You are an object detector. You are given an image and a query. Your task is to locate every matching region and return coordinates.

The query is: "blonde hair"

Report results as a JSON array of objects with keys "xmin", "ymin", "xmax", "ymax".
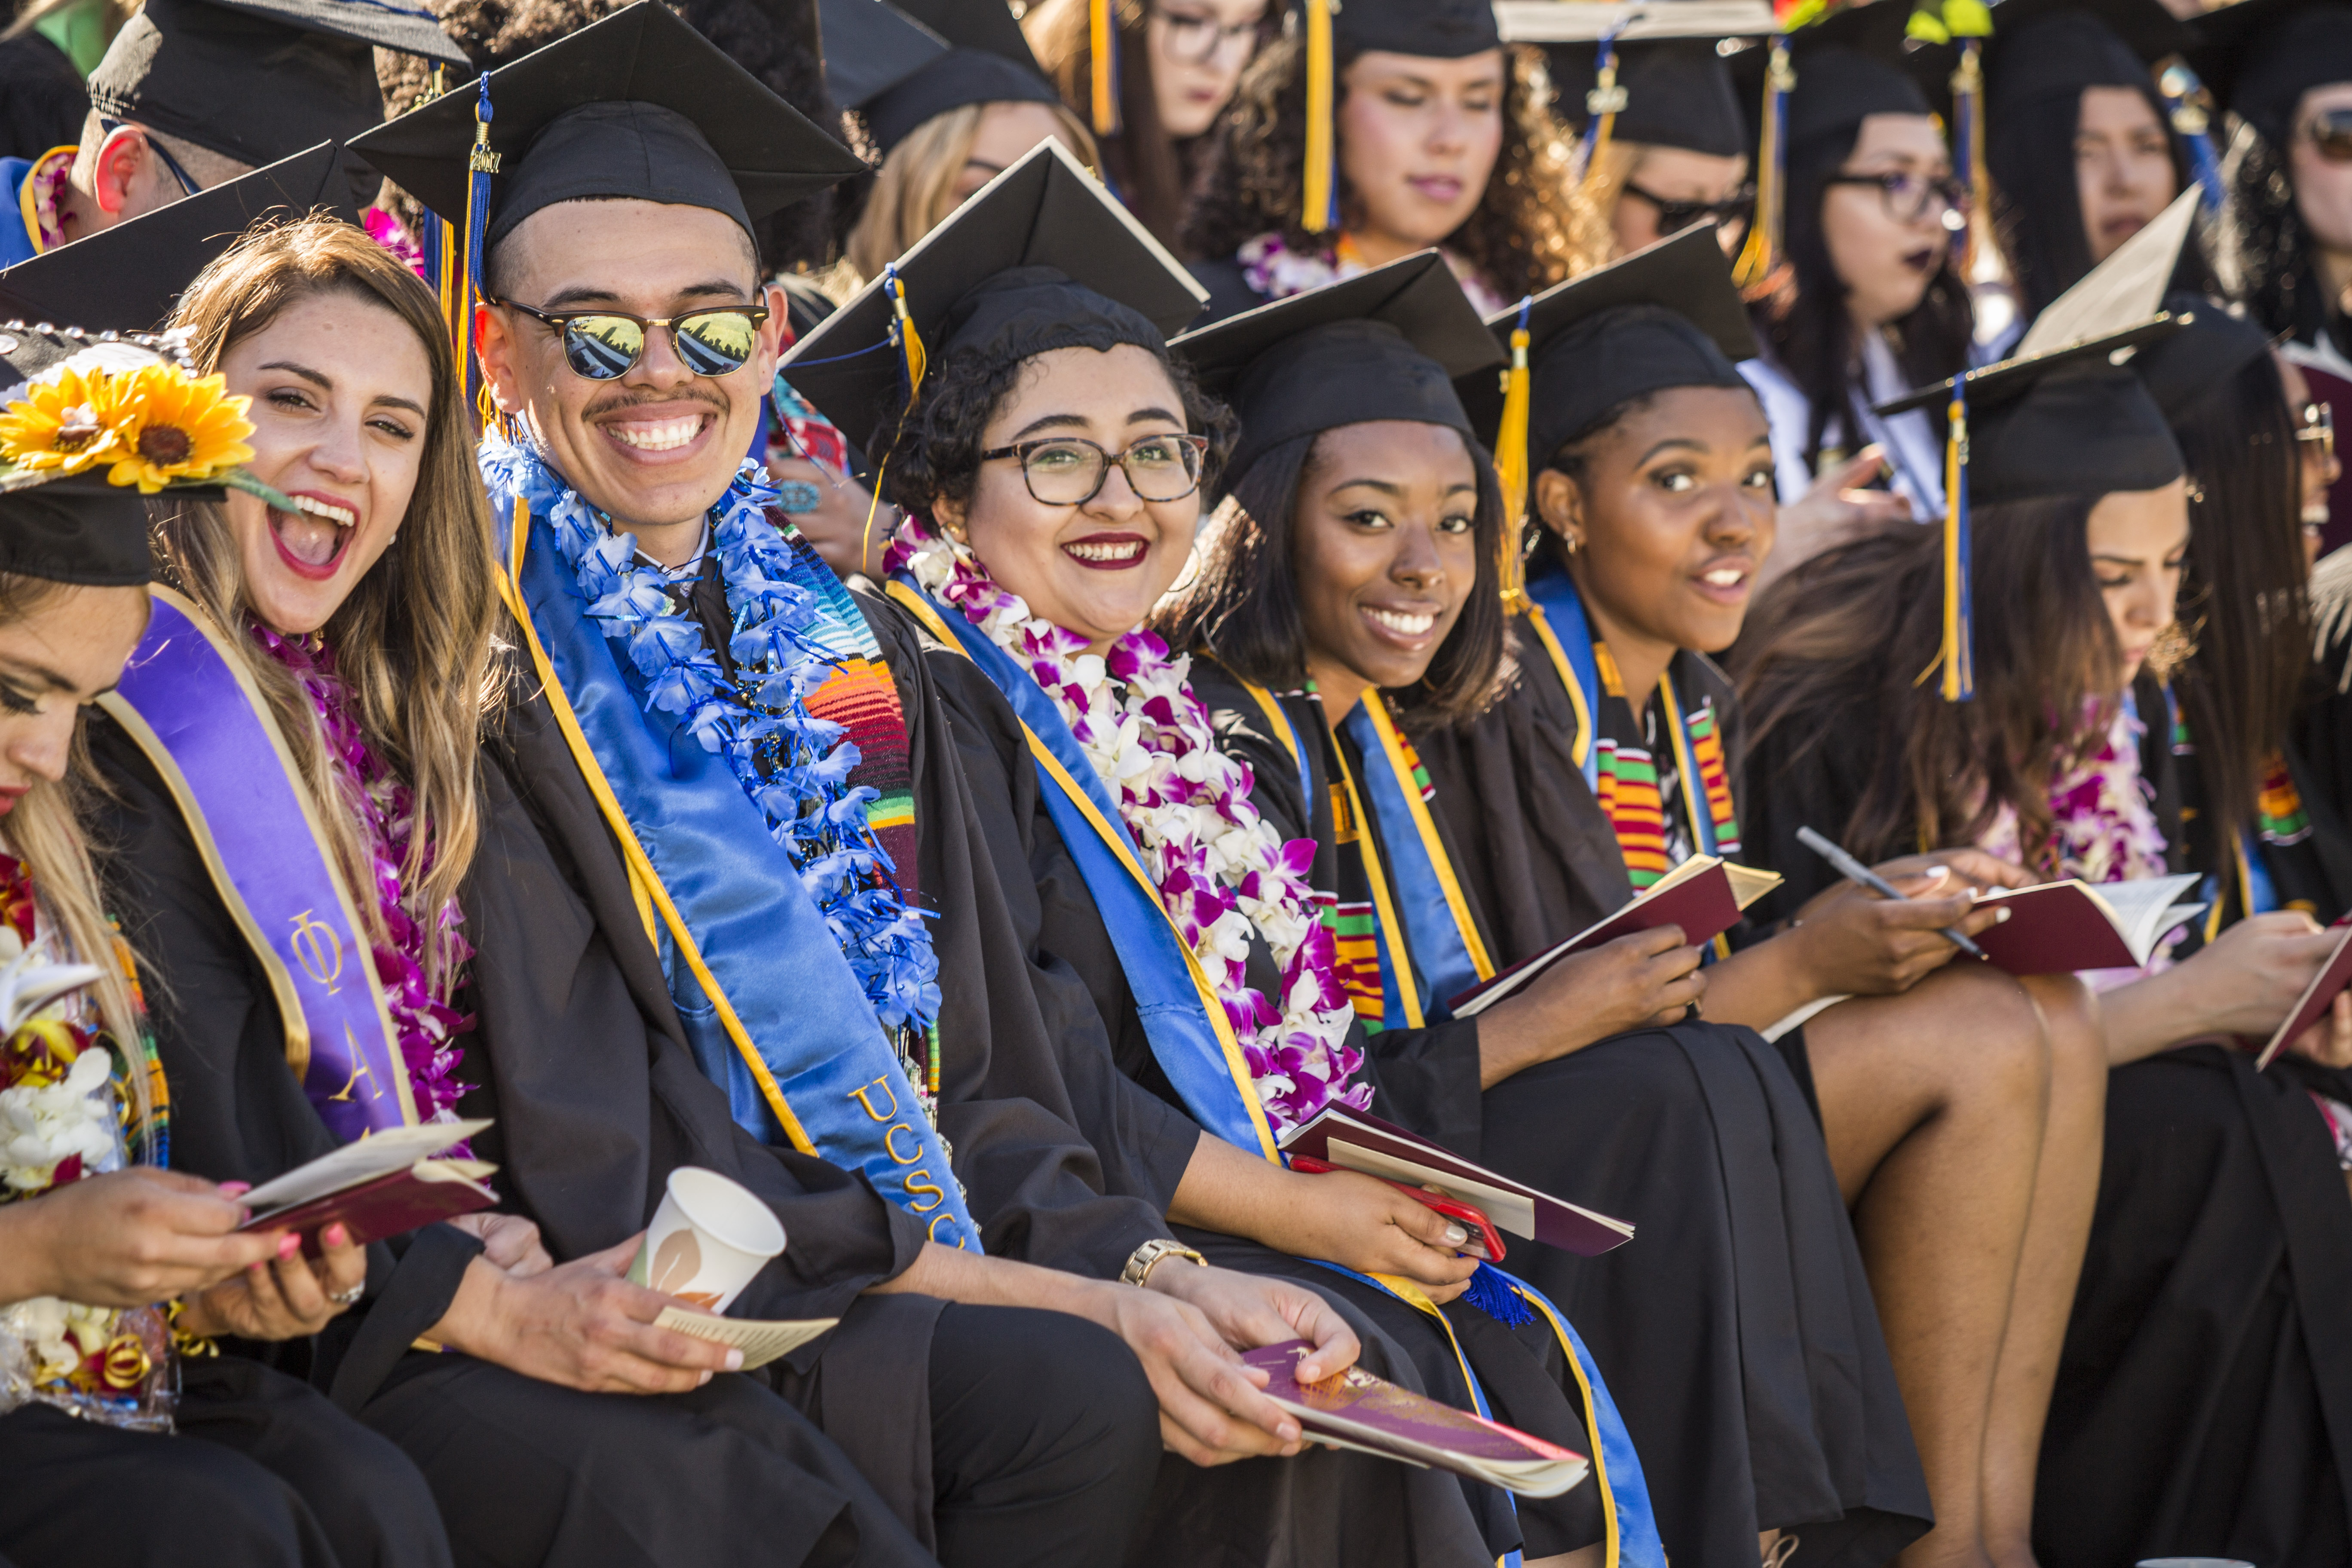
[
  {"xmin": 155, "ymin": 217, "xmax": 499, "ymax": 988},
  {"xmin": 1580, "ymin": 139, "xmax": 1644, "ymax": 259},
  {"xmin": 845, "ymin": 102, "xmax": 1102, "ymax": 282}
]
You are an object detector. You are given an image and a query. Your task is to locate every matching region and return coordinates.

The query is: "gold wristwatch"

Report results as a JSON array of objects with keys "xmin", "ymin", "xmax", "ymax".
[{"xmin": 1120, "ymin": 1237, "xmax": 1207, "ymax": 1289}]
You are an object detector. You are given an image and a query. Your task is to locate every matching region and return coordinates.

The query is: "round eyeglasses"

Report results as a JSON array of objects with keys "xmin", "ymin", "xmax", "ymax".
[
  {"xmin": 1150, "ymin": 2, "xmax": 1272, "ymax": 64},
  {"xmin": 981, "ymin": 433, "xmax": 1210, "ymax": 506},
  {"xmin": 490, "ymin": 298, "xmax": 770, "ymax": 380},
  {"xmin": 1824, "ymin": 169, "xmax": 1971, "ymax": 227}
]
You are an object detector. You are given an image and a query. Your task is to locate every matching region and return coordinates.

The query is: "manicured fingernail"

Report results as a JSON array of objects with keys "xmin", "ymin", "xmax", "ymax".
[
  {"xmin": 724, "ymin": 1350, "xmax": 744, "ymax": 1371},
  {"xmin": 323, "ymin": 1223, "xmax": 349, "ymax": 1248},
  {"xmin": 697, "ymin": 1371, "xmax": 712, "ymax": 1386},
  {"xmin": 1997, "ymin": 908, "xmax": 2013, "ymax": 922},
  {"xmin": 219, "ymin": 1181, "xmax": 251, "ymax": 1196},
  {"xmin": 1442, "ymin": 1223, "xmax": 1468, "ymax": 1247},
  {"xmin": 277, "ymin": 1233, "xmax": 300, "ymax": 1259},
  {"xmin": 1278, "ymin": 1421, "xmax": 1301, "ymax": 1441}
]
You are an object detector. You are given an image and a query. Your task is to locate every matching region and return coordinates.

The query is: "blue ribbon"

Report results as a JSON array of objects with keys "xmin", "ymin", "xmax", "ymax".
[
  {"xmin": 1522, "ymin": 558, "xmax": 1603, "ymax": 794},
  {"xmin": 1339, "ymin": 706, "xmax": 1479, "ymax": 1019},
  {"xmin": 896, "ymin": 580, "xmax": 1273, "ymax": 1158},
  {"xmin": 496, "ymin": 482, "xmax": 982, "ymax": 1250}
]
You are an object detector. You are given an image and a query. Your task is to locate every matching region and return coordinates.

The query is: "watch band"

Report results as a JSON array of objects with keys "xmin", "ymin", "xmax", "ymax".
[{"xmin": 1120, "ymin": 1237, "xmax": 1207, "ymax": 1289}]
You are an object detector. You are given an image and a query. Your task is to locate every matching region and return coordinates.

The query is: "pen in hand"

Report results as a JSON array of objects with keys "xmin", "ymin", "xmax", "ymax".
[{"xmin": 1795, "ymin": 826, "xmax": 1987, "ymax": 959}]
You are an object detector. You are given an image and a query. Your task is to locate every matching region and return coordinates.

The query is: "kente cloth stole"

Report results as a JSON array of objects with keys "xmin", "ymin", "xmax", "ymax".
[
  {"xmin": 100, "ymin": 588, "xmax": 417, "ymax": 1142},
  {"xmin": 883, "ymin": 579, "xmax": 1277, "ymax": 1160},
  {"xmin": 487, "ymin": 466, "xmax": 980, "ymax": 1250}
]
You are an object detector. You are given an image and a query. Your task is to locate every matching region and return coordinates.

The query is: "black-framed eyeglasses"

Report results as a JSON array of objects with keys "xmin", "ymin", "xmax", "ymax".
[
  {"xmin": 2303, "ymin": 107, "xmax": 2352, "ymax": 162},
  {"xmin": 2300, "ymin": 400, "xmax": 2336, "ymax": 462},
  {"xmin": 1621, "ymin": 180, "xmax": 1755, "ymax": 236},
  {"xmin": 487, "ymin": 298, "xmax": 770, "ymax": 380},
  {"xmin": 1149, "ymin": 1, "xmax": 1273, "ymax": 64},
  {"xmin": 981, "ymin": 433, "xmax": 1210, "ymax": 506},
  {"xmin": 98, "ymin": 117, "xmax": 198, "ymax": 198},
  {"xmin": 1825, "ymin": 169, "xmax": 1970, "ymax": 226}
]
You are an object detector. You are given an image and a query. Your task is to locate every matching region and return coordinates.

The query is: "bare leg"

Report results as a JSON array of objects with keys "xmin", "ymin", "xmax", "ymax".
[
  {"xmin": 1803, "ymin": 965, "xmax": 2052, "ymax": 1568},
  {"xmin": 1979, "ymin": 976, "xmax": 2105, "ymax": 1568}
]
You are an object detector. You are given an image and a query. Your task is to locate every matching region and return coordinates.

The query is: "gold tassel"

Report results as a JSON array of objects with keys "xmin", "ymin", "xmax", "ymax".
[
  {"xmin": 1494, "ymin": 301, "xmax": 1534, "ymax": 612},
  {"xmin": 1302, "ymin": 0, "xmax": 1336, "ymax": 233},
  {"xmin": 1936, "ymin": 394, "xmax": 1972, "ymax": 700},
  {"xmin": 888, "ymin": 266, "xmax": 927, "ymax": 401},
  {"xmin": 1733, "ymin": 39, "xmax": 1793, "ymax": 293},
  {"xmin": 1089, "ymin": 0, "xmax": 1120, "ymax": 136},
  {"xmin": 1579, "ymin": 49, "xmax": 1626, "ymax": 193}
]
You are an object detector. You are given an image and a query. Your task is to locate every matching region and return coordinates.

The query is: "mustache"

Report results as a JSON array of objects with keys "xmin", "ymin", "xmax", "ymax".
[{"xmin": 583, "ymin": 386, "xmax": 729, "ymax": 421}]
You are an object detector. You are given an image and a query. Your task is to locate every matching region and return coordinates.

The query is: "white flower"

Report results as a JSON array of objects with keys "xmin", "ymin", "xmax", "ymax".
[{"xmin": 0, "ymin": 1045, "xmax": 116, "ymax": 1191}]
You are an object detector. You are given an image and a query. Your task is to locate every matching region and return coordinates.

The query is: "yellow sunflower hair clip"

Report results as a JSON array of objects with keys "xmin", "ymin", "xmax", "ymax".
[{"xmin": 0, "ymin": 325, "xmax": 297, "ymax": 509}]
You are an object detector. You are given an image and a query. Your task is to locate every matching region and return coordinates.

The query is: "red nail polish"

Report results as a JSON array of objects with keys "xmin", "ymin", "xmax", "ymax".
[{"xmin": 278, "ymin": 1233, "xmax": 300, "ymax": 1260}]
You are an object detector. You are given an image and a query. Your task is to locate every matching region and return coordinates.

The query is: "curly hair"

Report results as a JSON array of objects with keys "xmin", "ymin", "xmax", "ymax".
[
  {"xmin": 878, "ymin": 333, "xmax": 1237, "ymax": 522},
  {"xmin": 1178, "ymin": 35, "xmax": 1606, "ymax": 300},
  {"xmin": 2219, "ymin": 125, "xmax": 2328, "ymax": 341}
]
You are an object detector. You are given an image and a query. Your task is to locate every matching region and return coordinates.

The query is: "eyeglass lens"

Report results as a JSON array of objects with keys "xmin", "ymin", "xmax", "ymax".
[
  {"xmin": 560, "ymin": 312, "xmax": 761, "ymax": 380},
  {"xmin": 2311, "ymin": 110, "xmax": 2352, "ymax": 160},
  {"xmin": 1022, "ymin": 437, "xmax": 1204, "ymax": 505},
  {"xmin": 1153, "ymin": 4, "xmax": 1262, "ymax": 63}
]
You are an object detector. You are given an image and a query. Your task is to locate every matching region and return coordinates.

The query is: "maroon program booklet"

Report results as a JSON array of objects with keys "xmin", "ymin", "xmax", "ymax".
[
  {"xmin": 234, "ymin": 1121, "xmax": 496, "ymax": 1258},
  {"xmin": 2256, "ymin": 916, "xmax": 2352, "ymax": 1069},
  {"xmin": 1245, "ymin": 1341, "xmax": 1590, "ymax": 1497},
  {"xmin": 1280, "ymin": 1106, "xmax": 1632, "ymax": 1257},
  {"xmin": 1966, "ymin": 873, "xmax": 2206, "ymax": 974}
]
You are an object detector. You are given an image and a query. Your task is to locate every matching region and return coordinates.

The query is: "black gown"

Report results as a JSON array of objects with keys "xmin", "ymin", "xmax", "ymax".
[
  {"xmin": 908, "ymin": 611, "xmax": 1590, "ymax": 1568},
  {"xmin": 85, "ymin": 656, "xmax": 1161, "ymax": 1568},
  {"xmin": 1323, "ymin": 635, "xmax": 1932, "ymax": 1568},
  {"xmin": 1741, "ymin": 656, "xmax": 2352, "ymax": 1568}
]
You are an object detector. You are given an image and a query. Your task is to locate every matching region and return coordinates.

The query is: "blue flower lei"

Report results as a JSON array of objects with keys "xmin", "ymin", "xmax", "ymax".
[{"xmin": 484, "ymin": 435, "xmax": 942, "ymax": 1035}]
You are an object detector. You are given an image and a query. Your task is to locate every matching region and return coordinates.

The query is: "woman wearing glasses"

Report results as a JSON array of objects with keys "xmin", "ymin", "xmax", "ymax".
[
  {"xmin": 1543, "ymin": 38, "xmax": 1754, "ymax": 261},
  {"xmin": 1178, "ymin": 0, "xmax": 1603, "ymax": 322},
  {"xmin": 1025, "ymin": 0, "xmax": 1272, "ymax": 251},
  {"xmin": 2203, "ymin": 0, "xmax": 2352, "ymax": 556},
  {"xmin": 1738, "ymin": 11, "xmax": 1974, "ymax": 584}
]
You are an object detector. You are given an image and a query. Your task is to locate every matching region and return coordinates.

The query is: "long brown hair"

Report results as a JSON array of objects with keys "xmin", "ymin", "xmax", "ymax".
[
  {"xmin": 1733, "ymin": 499, "xmax": 2120, "ymax": 871},
  {"xmin": 1179, "ymin": 35, "xmax": 1606, "ymax": 301},
  {"xmin": 843, "ymin": 100, "xmax": 1100, "ymax": 282},
  {"xmin": 154, "ymin": 218, "xmax": 499, "ymax": 985}
]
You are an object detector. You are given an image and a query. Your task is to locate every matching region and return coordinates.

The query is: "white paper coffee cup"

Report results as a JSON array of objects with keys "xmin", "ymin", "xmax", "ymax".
[{"xmin": 627, "ymin": 1167, "xmax": 786, "ymax": 1314}]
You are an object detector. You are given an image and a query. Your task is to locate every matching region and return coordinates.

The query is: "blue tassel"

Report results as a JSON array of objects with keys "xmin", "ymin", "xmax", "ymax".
[
  {"xmin": 1464, "ymin": 1262, "xmax": 1534, "ymax": 1327},
  {"xmin": 460, "ymin": 71, "xmax": 498, "ymax": 419},
  {"xmin": 2159, "ymin": 62, "xmax": 2223, "ymax": 217}
]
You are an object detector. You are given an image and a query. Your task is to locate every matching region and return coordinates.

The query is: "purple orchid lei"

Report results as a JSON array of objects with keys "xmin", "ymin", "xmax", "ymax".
[
  {"xmin": 893, "ymin": 517, "xmax": 1370, "ymax": 1133},
  {"xmin": 254, "ymin": 628, "xmax": 475, "ymax": 1134}
]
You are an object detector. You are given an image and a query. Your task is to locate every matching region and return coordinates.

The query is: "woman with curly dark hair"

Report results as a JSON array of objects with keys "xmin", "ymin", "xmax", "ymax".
[{"xmin": 1177, "ymin": 0, "xmax": 1604, "ymax": 322}]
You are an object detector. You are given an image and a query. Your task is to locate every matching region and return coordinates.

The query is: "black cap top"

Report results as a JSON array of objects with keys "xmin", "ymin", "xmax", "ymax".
[
  {"xmin": 1549, "ymin": 40, "xmax": 1750, "ymax": 156},
  {"xmin": 1731, "ymin": 2, "xmax": 1938, "ymax": 150},
  {"xmin": 0, "ymin": 144, "xmax": 359, "ymax": 336},
  {"xmin": 85, "ymin": 0, "xmax": 455, "ymax": 172},
  {"xmin": 1963, "ymin": 359, "xmax": 2183, "ymax": 504},
  {"xmin": 829, "ymin": 0, "xmax": 1064, "ymax": 154},
  {"xmin": 1462, "ymin": 225, "xmax": 1756, "ymax": 471},
  {"xmin": 781, "ymin": 138, "xmax": 1207, "ymax": 454},
  {"xmin": 1327, "ymin": 0, "xmax": 1504, "ymax": 58},
  {"xmin": 863, "ymin": 55, "xmax": 1065, "ymax": 154},
  {"xmin": 890, "ymin": 0, "xmax": 1044, "ymax": 64},
  {"xmin": 350, "ymin": 3, "xmax": 868, "ymax": 252},
  {"xmin": 2190, "ymin": 0, "xmax": 2352, "ymax": 145},
  {"xmin": 1984, "ymin": 0, "xmax": 2188, "ymax": 113},
  {"xmin": 2133, "ymin": 291, "xmax": 2278, "ymax": 422},
  {"xmin": 819, "ymin": 0, "xmax": 950, "ymax": 113},
  {"xmin": 0, "ymin": 326, "xmax": 235, "ymax": 585},
  {"xmin": 1170, "ymin": 250, "xmax": 1502, "ymax": 486}
]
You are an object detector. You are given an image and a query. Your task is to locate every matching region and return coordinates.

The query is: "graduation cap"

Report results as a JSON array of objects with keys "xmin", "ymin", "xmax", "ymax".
[
  {"xmin": 1502, "ymin": 2, "xmax": 1770, "ymax": 162},
  {"xmin": 823, "ymin": 0, "xmax": 1064, "ymax": 154},
  {"xmin": 1984, "ymin": 0, "xmax": 2187, "ymax": 111},
  {"xmin": 780, "ymin": 138, "xmax": 1206, "ymax": 456},
  {"xmin": 1873, "ymin": 181, "xmax": 2194, "ymax": 698},
  {"xmin": 86, "ymin": 0, "xmax": 462, "ymax": 174},
  {"xmin": 2188, "ymin": 0, "xmax": 2352, "ymax": 146},
  {"xmin": 0, "ymin": 325, "xmax": 276, "ymax": 584},
  {"xmin": 0, "ymin": 144, "xmax": 358, "ymax": 336},
  {"xmin": 1296, "ymin": 0, "xmax": 1508, "ymax": 234},
  {"xmin": 1169, "ymin": 250, "xmax": 1503, "ymax": 491},
  {"xmin": 2132, "ymin": 290, "xmax": 2277, "ymax": 423},
  {"xmin": 349, "ymin": 2, "xmax": 868, "ymax": 253}
]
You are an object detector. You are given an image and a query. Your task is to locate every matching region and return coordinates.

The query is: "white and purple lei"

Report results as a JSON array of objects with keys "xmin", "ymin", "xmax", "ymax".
[
  {"xmin": 893, "ymin": 517, "xmax": 1369, "ymax": 1133},
  {"xmin": 483, "ymin": 435, "xmax": 941, "ymax": 1035}
]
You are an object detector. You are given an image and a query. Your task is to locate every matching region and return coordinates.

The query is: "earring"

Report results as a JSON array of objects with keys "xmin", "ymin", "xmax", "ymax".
[
  {"xmin": 943, "ymin": 522, "xmax": 968, "ymax": 544},
  {"xmin": 1562, "ymin": 533, "xmax": 1580, "ymax": 556}
]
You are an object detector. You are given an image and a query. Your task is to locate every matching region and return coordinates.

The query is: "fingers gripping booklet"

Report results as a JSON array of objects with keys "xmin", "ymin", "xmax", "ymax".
[
  {"xmin": 1963, "ymin": 873, "xmax": 2207, "ymax": 974},
  {"xmin": 236, "ymin": 1121, "xmax": 499, "ymax": 1258},
  {"xmin": 1244, "ymin": 1341, "xmax": 1591, "ymax": 1498}
]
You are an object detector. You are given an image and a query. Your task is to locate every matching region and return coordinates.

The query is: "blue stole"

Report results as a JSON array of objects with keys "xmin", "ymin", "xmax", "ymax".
[
  {"xmin": 101, "ymin": 588, "xmax": 415, "ymax": 1143},
  {"xmin": 0, "ymin": 156, "xmax": 42, "ymax": 270},
  {"xmin": 1339, "ymin": 703, "xmax": 1493, "ymax": 1020},
  {"xmin": 489, "ymin": 478, "xmax": 982, "ymax": 1250},
  {"xmin": 885, "ymin": 579, "xmax": 1278, "ymax": 1161}
]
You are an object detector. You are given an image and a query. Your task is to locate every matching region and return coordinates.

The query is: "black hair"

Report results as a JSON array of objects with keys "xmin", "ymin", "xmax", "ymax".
[
  {"xmin": 879, "ymin": 334, "xmax": 1237, "ymax": 520},
  {"xmin": 2223, "ymin": 129, "xmax": 2334, "ymax": 345},
  {"xmin": 1153, "ymin": 427, "xmax": 1513, "ymax": 727},
  {"xmin": 2168, "ymin": 348, "xmax": 2315, "ymax": 854},
  {"xmin": 1752, "ymin": 123, "xmax": 1974, "ymax": 475}
]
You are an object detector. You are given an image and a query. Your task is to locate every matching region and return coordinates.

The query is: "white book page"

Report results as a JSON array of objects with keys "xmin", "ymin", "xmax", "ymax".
[
  {"xmin": 652, "ymin": 1310, "xmax": 838, "ymax": 1371},
  {"xmin": 1325, "ymin": 1138, "xmax": 1541, "ymax": 1240},
  {"xmin": 240, "ymin": 1120, "xmax": 491, "ymax": 1215},
  {"xmin": 2083, "ymin": 873, "xmax": 2206, "ymax": 961}
]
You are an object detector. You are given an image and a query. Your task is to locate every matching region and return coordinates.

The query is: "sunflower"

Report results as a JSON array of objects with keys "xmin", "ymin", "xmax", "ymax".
[
  {"xmin": 103, "ymin": 366, "xmax": 254, "ymax": 494},
  {"xmin": 0, "ymin": 366, "xmax": 125, "ymax": 477}
]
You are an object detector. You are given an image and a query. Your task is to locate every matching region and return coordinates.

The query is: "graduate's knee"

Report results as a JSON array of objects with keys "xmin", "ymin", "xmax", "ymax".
[
  {"xmin": 2019, "ymin": 972, "xmax": 2109, "ymax": 1106},
  {"xmin": 1914, "ymin": 964, "xmax": 2052, "ymax": 1115}
]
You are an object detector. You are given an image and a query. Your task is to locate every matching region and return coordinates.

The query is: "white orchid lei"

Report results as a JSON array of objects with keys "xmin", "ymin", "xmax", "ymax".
[{"xmin": 893, "ymin": 518, "xmax": 1372, "ymax": 1133}]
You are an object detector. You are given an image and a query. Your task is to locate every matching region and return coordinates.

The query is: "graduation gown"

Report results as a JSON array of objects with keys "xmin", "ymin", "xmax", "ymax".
[
  {"xmin": 900, "ymin": 598, "xmax": 1568, "ymax": 1567},
  {"xmin": 1738, "ymin": 656, "xmax": 2352, "ymax": 1567},
  {"xmin": 1381, "ymin": 630, "xmax": 1934, "ymax": 1568}
]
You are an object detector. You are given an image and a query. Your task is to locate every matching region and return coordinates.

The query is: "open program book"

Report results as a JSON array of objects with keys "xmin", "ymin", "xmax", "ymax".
[
  {"xmin": 1448, "ymin": 855, "xmax": 1782, "ymax": 1017},
  {"xmin": 236, "ymin": 1121, "xmax": 497, "ymax": 1257},
  {"xmin": 1245, "ymin": 1341, "xmax": 1591, "ymax": 1498},
  {"xmin": 2256, "ymin": 916, "xmax": 2352, "ymax": 1069},
  {"xmin": 1968, "ymin": 873, "xmax": 2206, "ymax": 974}
]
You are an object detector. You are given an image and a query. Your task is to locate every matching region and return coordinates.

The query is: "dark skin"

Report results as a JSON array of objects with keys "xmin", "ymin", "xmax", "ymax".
[
  {"xmin": 1292, "ymin": 420, "xmax": 1704, "ymax": 1094},
  {"xmin": 1541, "ymin": 384, "xmax": 2104, "ymax": 1568}
]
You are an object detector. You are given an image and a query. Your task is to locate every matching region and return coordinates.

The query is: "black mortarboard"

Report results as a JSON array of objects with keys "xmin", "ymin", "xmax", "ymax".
[
  {"xmin": 1326, "ymin": 0, "xmax": 1503, "ymax": 57},
  {"xmin": 781, "ymin": 138, "xmax": 1205, "ymax": 454},
  {"xmin": 833, "ymin": 0, "xmax": 1065, "ymax": 153},
  {"xmin": 819, "ymin": 0, "xmax": 949, "ymax": 113},
  {"xmin": 87, "ymin": 0, "xmax": 462, "ymax": 172},
  {"xmin": 1460, "ymin": 225, "xmax": 1756, "ymax": 475},
  {"xmin": 1984, "ymin": 0, "xmax": 2187, "ymax": 112},
  {"xmin": 0, "ymin": 144, "xmax": 358, "ymax": 335},
  {"xmin": 1749, "ymin": 3, "xmax": 1939, "ymax": 149},
  {"xmin": 349, "ymin": 3, "xmax": 868, "ymax": 252},
  {"xmin": 0, "ymin": 327, "xmax": 238, "ymax": 584},
  {"xmin": 891, "ymin": 0, "xmax": 1041, "ymax": 64},
  {"xmin": 1547, "ymin": 40, "xmax": 1751, "ymax": 156},
  {"xmin": 1957, "ymin": 358, "xmax": 2184, "ymax": 504},
  {"xmin": 2133, "ymin": 291, "xmax": 2277, "ymax": 422},
  {"xmin": 1170, "ymin": 251, "xmax": 1502, "ymax": 487},
  {"xmin": 2189, "ymin": 0, "xmax": 2352, "ymax": 145}
]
